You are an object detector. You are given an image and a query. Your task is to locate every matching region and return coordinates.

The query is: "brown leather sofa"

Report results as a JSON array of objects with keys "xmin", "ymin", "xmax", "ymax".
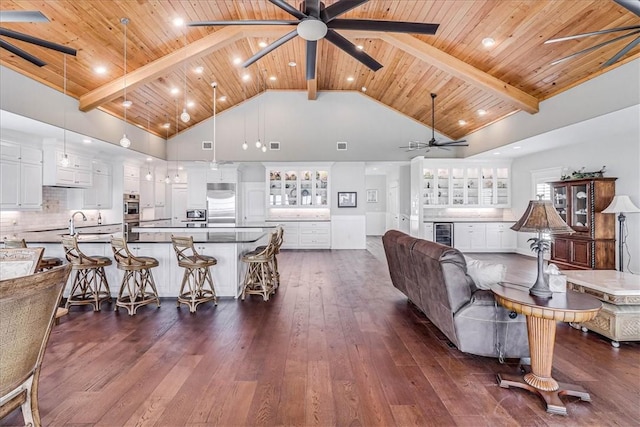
[{"xmin": 383, "ymin": 230, "xmax": 529, "ymax": 359}]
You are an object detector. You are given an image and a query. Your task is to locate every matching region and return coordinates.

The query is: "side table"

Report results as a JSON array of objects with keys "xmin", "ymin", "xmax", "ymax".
[{"xmin": 491, "ymin": 284, "xmax": 601, "ymax": 416}]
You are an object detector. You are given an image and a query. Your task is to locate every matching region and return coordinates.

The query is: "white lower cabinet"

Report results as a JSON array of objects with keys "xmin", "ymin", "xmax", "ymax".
[
  {"xmin": 276, "ymin": 221, "xmax": 330, "ymax": 249},
  {"xmin": 454, "ymin": 222, "xmax": 516, "ymax": 253},
  {"xmin": 422, "ymin": 222, "xmax": 434, "ymax": 241}
]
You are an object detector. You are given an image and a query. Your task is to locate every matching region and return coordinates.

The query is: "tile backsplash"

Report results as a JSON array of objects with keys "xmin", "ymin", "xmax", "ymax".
[{"xmin": 1, "ymin": 187, "xmax": 104, "ymax": 238}]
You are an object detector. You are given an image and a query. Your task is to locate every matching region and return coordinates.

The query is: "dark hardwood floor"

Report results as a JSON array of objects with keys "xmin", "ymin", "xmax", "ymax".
[{"xmin": 2, "ymin": 238, "xmax": 639, "ymax": 426}]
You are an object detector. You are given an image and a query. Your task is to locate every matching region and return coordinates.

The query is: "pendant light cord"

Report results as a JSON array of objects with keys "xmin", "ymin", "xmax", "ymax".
[
  {"xmin": 213, "ymin": 83, "xmax": 217, "ymax": 162},
  {"xmin": 62, "ymin": 54, "xmax": 67, "ymax": 156},
  {"xmin": 122, "ymin": 18, "xmax": 128, "ymax": 130}
]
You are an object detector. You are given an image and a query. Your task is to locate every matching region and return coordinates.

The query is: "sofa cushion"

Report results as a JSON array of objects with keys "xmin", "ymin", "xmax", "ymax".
[{"xmin": 464, "ymin": 256, "xmax": 506, "ymax": 290}]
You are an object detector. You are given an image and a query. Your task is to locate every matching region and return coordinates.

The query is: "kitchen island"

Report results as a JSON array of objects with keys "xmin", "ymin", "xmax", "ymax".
[{"xmin": 16, "ymin": 225, "xmax": 274, "ymax": 299}]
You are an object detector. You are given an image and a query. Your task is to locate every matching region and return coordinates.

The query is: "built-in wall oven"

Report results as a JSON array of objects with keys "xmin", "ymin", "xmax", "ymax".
[
  {"xmin": 434, "ymin": 222, "xmax": 454, "ymax": 247},
  {"xmin": 123, "ymin": 194, "xmax": 140, "ymax": 240}
]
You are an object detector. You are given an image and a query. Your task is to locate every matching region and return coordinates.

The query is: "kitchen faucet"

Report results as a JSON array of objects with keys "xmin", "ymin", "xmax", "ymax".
[{"xmin": 69, "ymin": 211, "xmax": 87, "ymax": 236}]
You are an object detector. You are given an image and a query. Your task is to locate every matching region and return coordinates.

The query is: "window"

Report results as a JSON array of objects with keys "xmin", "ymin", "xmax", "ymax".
[
  {"xmin": 531, "ymin": 167, "xmax": 562, "ymax": 240},
  {"xmin": 536, "ymin": 182, "xmax": 551, "ymax": 201}
]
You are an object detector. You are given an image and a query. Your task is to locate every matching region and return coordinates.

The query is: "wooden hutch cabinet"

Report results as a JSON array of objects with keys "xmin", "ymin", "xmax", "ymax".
[{"xmin": 550, "ymin": 177, "xmax": 616, "ymax": 270}]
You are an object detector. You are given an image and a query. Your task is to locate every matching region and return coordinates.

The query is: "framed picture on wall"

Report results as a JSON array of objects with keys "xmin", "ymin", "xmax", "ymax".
[
  {"xmin": 366, "ymin": 189, "xmax": 378, "ymax": 203},
  {"xmin": 338, "ymin": 192, "xmax": 357, "ymax": 208}
]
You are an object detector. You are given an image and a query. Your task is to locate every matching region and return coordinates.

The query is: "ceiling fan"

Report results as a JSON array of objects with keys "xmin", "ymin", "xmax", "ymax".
[
  {"xmin": 208, "ymin": 82, "xmax": 232, "ymax": 170},
  {"xmin": 545, "ymin": 0, "xmax": 640, "ymax": 67},
  {"xmin": 399, "ymin": 93, "xmax": 468, "ymax": 152},
  {"xmin": 0, "ymin": 10, "xmax": 76, "ymax": 67},
  {"xmin": 188, "ymin": 0, "xmax": 439, "ymax": 80}
]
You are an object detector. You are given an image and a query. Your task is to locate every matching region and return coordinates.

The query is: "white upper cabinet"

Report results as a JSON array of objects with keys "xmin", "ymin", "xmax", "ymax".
[
  {"xmin": 42, "ymin": 144, "xmax": 92, "ymax": 188},
  {"xmin": 420, "ymin": 159, "xmax": 511, "ymax": 208},
  {"xmin": 1, "ymin": 141, "xmax": 42, "ymax": 210},
  {"xmin": 83, "ymin": 161, "xmax": 112, "ymax": 209},
  {"xmin": 123, "ymin": 163, "xmax": 140, "ymax": 195},
  {"xmin": 264, "ymin": 164, "xmax": 330, "ymax": 209},
  {"xmin": 186, "ymin": 166, "xmax": 207, "ymax": 209},
  {"xmin": 207, "ymin": 166, "xmax": 237, "ymax": 183}
]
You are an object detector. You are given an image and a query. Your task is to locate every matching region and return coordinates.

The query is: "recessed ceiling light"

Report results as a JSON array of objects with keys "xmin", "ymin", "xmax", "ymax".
[
  {"xmin": 242, "ymin": 73, "xmax": 251, "ymax": 81},
  {"xmin": 194, "ymin": 66, "xmax": 204, "ymax": 74},
  {"xmin": 146, "ymin": 157, "xmax": 153, "ymax": 162},
  {"xmin": 513, "ymin": 146, "xmax": 521, "ymax": 150},
  {"xmin": 187, "ymin": 101, "xmax": 195, "ymax": 108},
  {"xmin": 94, "ymin": 66, "xmax": 106, "ymax": 75},
  {"xmin": 288, "ymin": 61, "xmax": 297, "ymax": 67},
  {"xmin": 258, "ymin": 41, "xmax": 268, "ymax": 48},
  {"xmin": 361, "ymin": 86, "xmax": 367, "ymax": 92},
  {"xmin": 162, "ymin": 123, "xmax": 170, "ymax": 129},
  {"xmin": 170, "ymin": 87, "xmax": 179, "ymax": 95},
  {"xmin": 218, "ymin": 95, "xmax": 227, "ymax": 102},
  {"xmin": 482, "ymin": 37, "xmax": 495, "ymax": 48},
  {"xmin": 173, "ymin": 17, "xmax": 184, "ymax": 27},
  {"xmin": 178, "ymin": 165, "xmax": 184, "ymax": 170},
  {"xmin": 269, "ymin": 75, "xmax": 277, "ymax": 81},
  {"xmin": 233, "ymin": 57, "xmax": 242, "ymax": 65},
  {"xmin": 458, "ymin": 119, "xmax": 467, "ymax": 125},
  {"xmin": 82, "ymin": 138, "xmax": 92, "ymax": 144},
  {"xmin": 122, "ymin": 100, "xmax": 132, "ymax": 108},
  {"xmin": 346, "ymin": 76, "xmax": 354, "ymax": 82},
  {"xmin": 477, "ymin": 109, "xmax": 487, "ymax": 116},
  {"xmin": 493, "ymin": 152, "xmax": 501, "ymax": 155},
  {"xmin": 356, "ymin": 45, "xmax": 364, "ymax": 50}
]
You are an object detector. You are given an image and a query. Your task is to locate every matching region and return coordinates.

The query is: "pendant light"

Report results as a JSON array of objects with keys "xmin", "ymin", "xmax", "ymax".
[
  {"xmin": 261, "ymin": 71, "xmax": 267, "ymax": 153},
  {"xmin": 164, "ymin": 117, "xmax": 171, "ymax": 184},
  {"xmin": 119, "ymin": 17, "xmax": 131, "ymax": 148},
  {"xmin": 145, "ymin": 103, "xmax": 153, "ymax": 181},
  {"xmin": 173, "ymin": 101, "xmax": 180, "ymax": 183},
  {"xmin": 180, "ymin": 34, "xmax": 190, "ymax": 123},
  {"xmin": 60, "ymin": 54, "xmax": 70, "ymax": 167}
]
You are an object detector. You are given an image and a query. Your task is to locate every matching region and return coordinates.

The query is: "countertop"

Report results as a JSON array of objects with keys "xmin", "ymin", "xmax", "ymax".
[
  {"xmin": 423, "ymin": 218, "xmax": 516, "ymax": 223},
  {"xmin": 266, "ymin": 219, "xmax": 331, "ymax": 222}
]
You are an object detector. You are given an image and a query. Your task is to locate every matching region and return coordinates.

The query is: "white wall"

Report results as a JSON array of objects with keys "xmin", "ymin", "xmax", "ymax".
[
  {"xmin": 365, "ymin": 174, "xmax": 387, "ymax": 235},
  {"xmin": 511, "ymin": 108, "xmax": 640, "ymax": 273},
  {"xmin": 331, "ymin": 162, "xmax": 366, "ymax": 249}
]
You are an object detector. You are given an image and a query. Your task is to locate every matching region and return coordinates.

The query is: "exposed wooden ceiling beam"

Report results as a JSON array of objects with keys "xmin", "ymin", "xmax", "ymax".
[
  {"xmin": 307, "ymin": 78, "xmax": 317, "ymax": 100},
  {"xmin": 378, "ymin": 33, "xmax": 540, "ymax": 114},
  {"xmin": 79, "ymin": 26, "xmax": 247, "ymax": 112}
]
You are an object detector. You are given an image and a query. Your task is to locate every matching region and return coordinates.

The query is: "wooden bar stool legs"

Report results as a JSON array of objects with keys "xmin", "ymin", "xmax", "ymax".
[
  {"xmin": 171, "ymin": 236, "xmax": 217, "ymax": 313},
  {"xmin": 62, "ymin": 236, "xmax": 112, "ymax": 312},
  {"xmin": 241, "ymin": 230, "xmax": 280, "ymax": 301},
  {"xmin": 111, "ymin": 237, "xmax": 161, "ymax": 316}
]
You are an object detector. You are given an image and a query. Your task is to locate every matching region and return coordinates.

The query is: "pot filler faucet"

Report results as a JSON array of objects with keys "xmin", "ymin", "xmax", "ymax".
[{"xmin": 69, "ymin": 211, "xmax": 87, "ymax": 236}]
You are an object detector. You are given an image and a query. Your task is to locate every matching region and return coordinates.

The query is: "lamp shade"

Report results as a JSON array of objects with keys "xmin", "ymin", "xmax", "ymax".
[
  {"xmin": 602, "ymin": 195, "xmax": 640, "ymax": 214},
  {"xmin": 511, "ymin": 199, "xmax": 574, "ymax": 234}
]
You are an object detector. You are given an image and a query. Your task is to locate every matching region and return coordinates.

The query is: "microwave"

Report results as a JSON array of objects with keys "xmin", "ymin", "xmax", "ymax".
[
  {"xmin": 123, "ymin": 194, "xmax": 140, "ymax": 216},
  {"xmin": 186, "ymin": 209, "xmax": 206, "ymax": 221}
]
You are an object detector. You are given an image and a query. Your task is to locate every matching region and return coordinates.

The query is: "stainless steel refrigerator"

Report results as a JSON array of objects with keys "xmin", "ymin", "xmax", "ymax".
[{"xmin": 206, "ymin": 183, "xmax": 236, "ymax": 226}]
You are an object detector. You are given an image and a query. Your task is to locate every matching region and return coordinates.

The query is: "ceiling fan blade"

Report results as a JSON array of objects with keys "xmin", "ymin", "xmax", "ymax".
[
  {"xmin": 303, "ymin": 0, "xmax": 321, "ymax": 18},
  {"xmin": 0, "ymin": 39, "xmax": 46, "ymax": 66},
  {"xmin": 550, "ymin": 29, "xmax": 640, "ymax": 65},
  {"xmin": 269, "ymin": 0, "xmax": 307, "ymax": 20},
  {"xmin": 242, "ymin": 29, "xmax": 298, "ymax": 68},
  {"xmin": 0, "ymin": 10, "xmax": 49, "ymax": 23},
  {"xmin": 603, "ymin": 35, "xmax": 640, "ymax": 67},
  {"xmin": 0, "ymin": 27, "xmax": 77, "ymax": 56},
  {"xmin": 328, "ymin": 19, "xmax": 439, "ymax": 35},
  {"xmin": 188, "ymin": 20, "xmax": 298, "ymax": 27},
  {"xmin": 321, "ymin": 0, "xmax": 369, "ymax": 22},
  {"xmin": 433, "ymin": 141, "xmax": 469, "ymax": 147},
  {"xmin": 545, "ymin": 25, "xmax": 640, "ymax": 43},
  {"xmin": 306, "ymin": 40, "xmax": 318, "ymax": 80},
  {"xmin": 324, "ymin": 29, "xmax": 382, "ymax": 71},
  {"xmin": 615, "ymin": 0, "xmax": 640, "ymax": 17}
]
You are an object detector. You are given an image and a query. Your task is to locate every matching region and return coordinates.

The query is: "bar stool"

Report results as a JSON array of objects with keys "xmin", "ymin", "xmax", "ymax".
[
  {"xmin": 61, "ymin": 235, "xmax": 112, "ymax": 311},
  {"xmin": 251, "ymin": 226, "xmax": 284, "ymax": 291},
  {"xmin": 110, "ymin": 237, "xmax": 161, "ymax": 315},
  {"xmin": 171, "ymin": 236, "xmax": 217, "ymax": 313},
  {"xmin": 241, "ymin": 231, "xmax": 278, "ymax": 301},
  {"xmin": 4, "ymin": 238, "xmax": 63, "ymax": 272},
  {"xmin": 4, "ymin": 238, "xmax": 68, "ymax": 323}
]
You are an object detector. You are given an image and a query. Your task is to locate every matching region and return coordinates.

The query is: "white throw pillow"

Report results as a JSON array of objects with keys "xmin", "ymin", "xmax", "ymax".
[{"xmin": 464, "ymin": 256, "xmax": 507, "ymax": 290}]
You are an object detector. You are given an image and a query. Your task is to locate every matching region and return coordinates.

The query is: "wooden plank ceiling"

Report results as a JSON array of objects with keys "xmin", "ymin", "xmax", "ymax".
[{"xmin": 0, "ymin": 0, "xmax": 638, "ymax": 141}]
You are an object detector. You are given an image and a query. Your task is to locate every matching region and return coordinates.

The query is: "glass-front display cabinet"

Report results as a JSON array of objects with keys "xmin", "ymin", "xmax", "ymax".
[{"xmin": 266, "ymin": 166, "xmax": 330, "ymax": 208}]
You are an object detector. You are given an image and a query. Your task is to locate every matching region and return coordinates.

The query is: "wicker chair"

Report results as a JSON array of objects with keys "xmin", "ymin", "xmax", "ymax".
[
  {"xmin": 61, "ymin": 236, "xmax": 112, "ymax": 312},
  {"xmin": 241, "ymin": 230, "xmax": 279, "ymax": 301},
  {"xmin": 0, "ymin": 264, "xmax": 72, "ymax": 426},
  {"xmin": 110, "ymin": 237, "xmax": 161, "ymax": 315},
  {"xmin": 0, "ymin": 248, "xmax": 43, "ymax": 281},
  {"xmin": 171, "ymin": 236, "xmax": 217, "ymax": 313},
  {"xmin": 3, "ymin": 239, "xmax": 63, "ymax": 272}
]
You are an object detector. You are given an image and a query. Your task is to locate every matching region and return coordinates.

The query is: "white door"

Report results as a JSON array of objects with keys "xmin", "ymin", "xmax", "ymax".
[
  {"xmin": 171, "ymin": 185, "xmax": 188, "ymax": 224},
  {"xmin": 241, "ymin": 182, "xmax": 266, "ymax": 223},
  {"xmin": 387, "ymin": 182, "xmax": 399, "ymax": 231}
]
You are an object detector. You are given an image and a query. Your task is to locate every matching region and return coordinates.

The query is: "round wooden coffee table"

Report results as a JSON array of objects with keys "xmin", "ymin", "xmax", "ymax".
[{"xmin": 491, "ymin": 284, "xmax": 602, "ymax": 416}]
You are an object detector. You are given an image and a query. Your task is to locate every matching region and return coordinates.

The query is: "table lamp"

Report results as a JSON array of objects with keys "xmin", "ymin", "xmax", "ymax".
[
  {"xmin": 602, "ymin": 195, "xmax": 640, "ymax": 272},
  {"xmin": 511, "ymin": 197, "xmax": 574, "ymax": 298}
]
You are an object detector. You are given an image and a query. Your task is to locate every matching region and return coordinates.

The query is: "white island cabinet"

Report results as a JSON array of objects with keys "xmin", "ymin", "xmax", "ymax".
[{"xmin": 453, "ymin": 222, "xmax": 516, "ymax": 253}]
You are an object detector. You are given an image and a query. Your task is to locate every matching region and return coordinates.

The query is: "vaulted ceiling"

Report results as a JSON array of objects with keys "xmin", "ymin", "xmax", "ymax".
[{"xmin": 1, "ymin": 0, "xmax": 638, "ymax": 143}]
